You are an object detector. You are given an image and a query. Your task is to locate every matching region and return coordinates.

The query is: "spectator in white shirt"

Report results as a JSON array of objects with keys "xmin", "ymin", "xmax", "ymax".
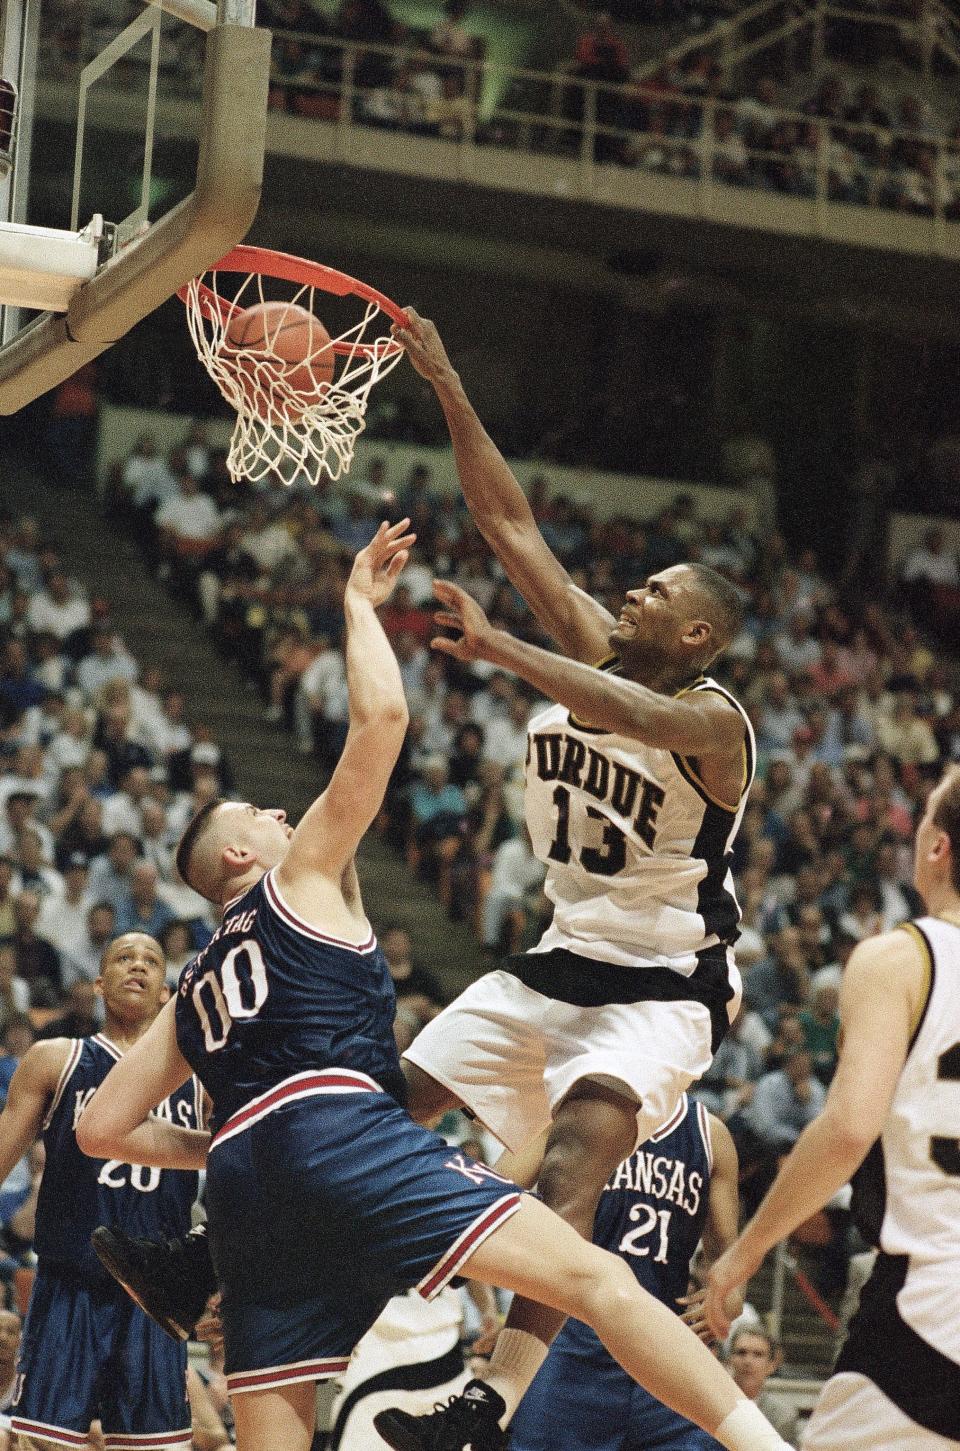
[
  {"xmin": 155, "ymin": 472, "xmax": 222, "ymax": 566},
  {"xmin": 11, "ymin": 829, "xmax": 63, "ymax": 903},
  {"xmin": 60, "ymin": 901, "xmax": 117, "ymax": 987},
  {"xmin": 75, "ymin": 625, "xmax": 139, "ymax": 699},
  {"xmin": 469, "ymin": 671, "xmax": 516, "ymax": 731},
  {"xmin": 0, "ymin": 792, "xmax": 53, "ymax": 862},
  {"xmin": 901, "ymin": 526, "xmax": 959, "ymax": 587},
  {"xmin": 86, "ymin": 832, "xmax": 140, "ymax": 914},
  {"xmin": 481, "ymin": 828, "xmax": 546, "ymax": 954},
  {"xmin": 100, "ymin": 764, "xmax": 152, "ymax": 838},
  {"xmin": 36, "ymin": 853, "xmax": 93, "ymax": 952},
  {"xmin": 122, "ymin": 432, "xmax": 177, "ymax": 511},
  {"xmin": 25, "ymin": 569, "xmax": 90, "ymax": 641},
  {"xmin": 482, "ymin": 690, "xmax": 532, "ymax": 773},
  {"xmin": 774, "ymin": 613, "xmax": 822, "ymax": 675},
  {"xmin": 237, "ymin": 498, "xmax": 297, "ymax": 574}
]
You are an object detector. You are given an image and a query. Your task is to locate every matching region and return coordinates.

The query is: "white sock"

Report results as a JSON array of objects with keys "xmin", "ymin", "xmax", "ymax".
[
  {"xmin": 482, "ymin": 1328, "xmax": 549, "ymax": 1424},
  {"xmin": 715, "ymin": 1400, "xmax": 792, "ymax": 1451}
]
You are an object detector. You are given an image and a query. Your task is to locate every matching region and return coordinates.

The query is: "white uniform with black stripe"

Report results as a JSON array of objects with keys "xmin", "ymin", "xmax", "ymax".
[
  {"xmin": 404, "ymin": 672, "xmax": 755, "ymax": 1154},
  {"xmin": 804, "ymin": 917, "xmax": 960, "ymax": 1450}
]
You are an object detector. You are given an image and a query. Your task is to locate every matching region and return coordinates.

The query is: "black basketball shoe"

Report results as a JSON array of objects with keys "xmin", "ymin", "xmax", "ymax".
[
  {"xmin": 91, "ymin": 1222, "xmax": 217, "ymax": 1341},
  {"xmin": 373, "ymin": 1379, "xmax": 509, "ymax": 1451}
]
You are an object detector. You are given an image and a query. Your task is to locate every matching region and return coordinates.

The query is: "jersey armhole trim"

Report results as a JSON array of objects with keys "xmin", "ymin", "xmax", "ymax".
[
  {"xmin": 898, "ymin": 921, "xmax": 935, "ymax": 1048},
  {"xmin": 669, "ymin": 683, "xmax": 754, "ymax": 814},
  {"xmin": 42, "ymin": 1038, "xmax": 83, "ymax": 1132},
  {"xmin": 696, "ymin": 1099, "xmax": 714, "ymax": 1173},
  {"xmin": 263, "ymin": 869, "xmax": 377, "ymax": 953}
]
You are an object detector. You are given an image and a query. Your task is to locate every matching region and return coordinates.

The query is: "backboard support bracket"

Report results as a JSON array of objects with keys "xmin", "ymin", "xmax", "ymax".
[{"xmin": 0, "ymin": 10, "xmax": 270, "ymax": 413}]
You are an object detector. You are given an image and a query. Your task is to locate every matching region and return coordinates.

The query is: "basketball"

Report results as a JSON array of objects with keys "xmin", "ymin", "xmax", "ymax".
[{"xmin": 224, "ymin": 300, "xmax": 336, "ymax": 419}]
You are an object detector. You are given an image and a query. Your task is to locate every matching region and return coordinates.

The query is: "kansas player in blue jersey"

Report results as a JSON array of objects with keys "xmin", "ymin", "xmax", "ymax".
[
  {"xmin": 0, "ymin": 931, "xmax": 201, "ymax": 1451},
  {"xmin": 78, "ymin": 522, "xmax": 791, "ymax": 1451},
  {"xmin": 510, "ymin": 1095, "xmax": 736, "ymax": 1451}
]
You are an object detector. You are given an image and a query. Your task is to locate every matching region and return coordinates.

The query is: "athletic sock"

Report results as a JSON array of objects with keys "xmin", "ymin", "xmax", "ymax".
[
  {"xmin": 482, "ymin": 1329, "xmax": 549, "ymax": 1424},
  {"xmin": 714, "ymin": 1399, "xmax": 792, "ymax": 1451}
]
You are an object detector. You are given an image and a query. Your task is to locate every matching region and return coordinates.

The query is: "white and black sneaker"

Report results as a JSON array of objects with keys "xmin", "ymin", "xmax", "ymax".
[{"xmin": 374, "ymin": 1379, "xmax": 509, "ymax": 1451}]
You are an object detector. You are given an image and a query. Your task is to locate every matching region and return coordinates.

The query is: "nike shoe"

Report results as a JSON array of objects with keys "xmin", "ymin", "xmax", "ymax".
[
  {"xmin": 91, "ymin": 1223, "xmax": 217, "ymax": 1340},
  {"xmin": 373, "ymin": 1379, "xmax": 509, "ymax": 1451}
]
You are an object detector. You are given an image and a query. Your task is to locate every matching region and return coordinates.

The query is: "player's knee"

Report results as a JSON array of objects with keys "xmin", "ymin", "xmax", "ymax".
[
  {"xmin": 537, "ymin": 1136, "xmax": 603, "ymax": 1227},
  {"xmin": 568, "ymin": 1251, "xmax": 638, "ymax": 1329}
]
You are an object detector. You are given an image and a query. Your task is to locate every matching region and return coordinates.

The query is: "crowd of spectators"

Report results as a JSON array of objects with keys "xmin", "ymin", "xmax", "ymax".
[{"xmin": 39, "ymin": 0, "xmax": 960, "ymax": 219}]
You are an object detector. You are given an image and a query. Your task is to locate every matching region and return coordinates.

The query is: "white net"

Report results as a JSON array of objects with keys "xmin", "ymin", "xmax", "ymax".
[{"xmin": 184, "ymin": 265, "xmax": 405, "ymax": 485}]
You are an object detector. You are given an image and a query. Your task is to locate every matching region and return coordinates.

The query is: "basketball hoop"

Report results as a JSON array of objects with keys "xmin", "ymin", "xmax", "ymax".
[{"xmin": 179, "ymin": 245, "xmax": 409, "ymax": 485}]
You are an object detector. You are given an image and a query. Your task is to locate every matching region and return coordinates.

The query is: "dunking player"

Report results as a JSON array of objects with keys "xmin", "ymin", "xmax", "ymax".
[
  {"xmin": 367, "ymin": 310, "xmax": 756, "ymax": 1448},
  {"xmin": 510, "ymin": 1095, "xmax": 740, "ymax": 1451},
  {"xmin": 0, "ymin": 932, "xmax": 201, "ymax": 1451},
  {"xmin": 704, "ymin": 764, "xmax": 960, "ymax": 1449},
  {"xmin": 93, "ymin": 314, "xmax": 755, "ymax": 1447},
  {"xmin": 78, "ymin": 524, "xmax": 789, "ymax": 1451}
]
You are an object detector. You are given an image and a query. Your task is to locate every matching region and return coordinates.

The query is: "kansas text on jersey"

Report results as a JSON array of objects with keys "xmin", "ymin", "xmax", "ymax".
[{"xmin": 37, "ymin": 1033, "xmax": 201, "ymax": 1282}]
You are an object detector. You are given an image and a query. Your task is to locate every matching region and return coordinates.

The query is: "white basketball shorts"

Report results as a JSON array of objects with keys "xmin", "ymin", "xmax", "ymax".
[
  {"xmin": 802, "ymin": 1373, "xmax": 960, "ymax": 1450},
  {"xmin": 402, "ymin": 969, "xmax": 714, "ymax": 1154}
]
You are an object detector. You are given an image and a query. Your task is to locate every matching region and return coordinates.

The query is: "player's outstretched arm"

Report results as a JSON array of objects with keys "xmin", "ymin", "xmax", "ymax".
[
  {"xmin": 77, "ymin": 999, "xmax": 210, "ymax": 1170},
  {"xmin": 703, "ymin": 929, "xmax": 924, "ymax": 1339},
  {"xmin": 0, "ymin": 1040, "xmax": 70, "ymax": 1185},
  {"xmin": 392, "ymin": 309, "xmax": 615, "ymax": 663},
  {"xmin": 680, "ymin": 1116, "xmax": 742, "ymax": 1342},
  {"xmin": 433, "ymin": 580, "xmax": 745, "ymax": 758},
  {"xmin": 277, "ymin": 521, "xmax": 412, "ymax": 885}
]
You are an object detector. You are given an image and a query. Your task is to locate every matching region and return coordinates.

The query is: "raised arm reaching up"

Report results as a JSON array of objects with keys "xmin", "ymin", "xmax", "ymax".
[{"xmin": 392, "ymin": 310, "xmax": 615, "ymax": 664}]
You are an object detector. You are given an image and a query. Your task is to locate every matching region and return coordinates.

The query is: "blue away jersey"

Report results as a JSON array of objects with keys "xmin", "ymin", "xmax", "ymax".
[
  {"xmin": 174, "ymin": 869, "xmax": 404, "ymax": 1131},
  {"xmin": 36, "ymin": 1033, "xmax": 201, "ymax": 1284}
]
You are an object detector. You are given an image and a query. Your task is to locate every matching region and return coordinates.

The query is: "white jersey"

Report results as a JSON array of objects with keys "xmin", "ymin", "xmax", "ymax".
[
  {"xmin": 849, "ymin": 916, "xmax": 960, "ymax": 1375},
  {"xmin": 523, "ymin": 670, "xmax": 755, "ymax": 975}
]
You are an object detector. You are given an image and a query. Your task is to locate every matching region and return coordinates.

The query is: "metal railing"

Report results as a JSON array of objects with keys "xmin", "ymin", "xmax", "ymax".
[{"xmin": 38, "ymin": 17, "xmax": 960, "ymax": 238}]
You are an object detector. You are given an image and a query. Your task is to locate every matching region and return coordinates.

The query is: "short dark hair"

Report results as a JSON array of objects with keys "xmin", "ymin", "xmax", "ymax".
[
  {"xmin": 933, "ymin": 769, "xmax": 960, "ymax": 893},
  {"xmin": 730, "ymin": 1324, "xmax": 780, "ymax": 1360},
  {"xmin": 175, "ymin": 798, "xmax": 225, "ymax": 893},
  {"xmin": 685, "ymin": 562, "xmax": 746, "ymax": 652}
]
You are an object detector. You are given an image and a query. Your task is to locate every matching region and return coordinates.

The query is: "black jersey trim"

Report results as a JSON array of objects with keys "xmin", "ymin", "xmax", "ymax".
[
  {"xmin": 849, "ymin": 1135, "xmax": 886, "ymax": 1249},
  {"xmin": 898, "ymin": 921, "xmax": 936, "ymax": 1050},
  {"xmin": 670, "ymin": 683, "xmax": 754, "ymax": 813},
  {"xmin": 42, "ymin": 1038, "xmax": 83, "ymax": 1132},
  {"xmin": 837, "ymin": 1251, "xmax": 960, "ymax": 1439},
  {"xmin": 503, "ymin": 946, "xmax": 734, "ymax": 1051},
  {"xmin": 328, "ymin": 1345, "xmax": 466, "ymax": 1450},
  {"xmin": 691, "ymin": 801, "xmax": 741, "ymax": 952}
]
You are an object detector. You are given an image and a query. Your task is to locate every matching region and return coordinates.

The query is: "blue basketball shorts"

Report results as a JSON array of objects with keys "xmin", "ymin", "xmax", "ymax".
[
  {"xmin": 204, "ymin": 1068, "xmax": 523, "ymax": 1396},
  {"xmin": 11, "ymin": 1265, "xmax": 190, "ymax": 1450},
  {"xmin": 510, "ymin": 1324, "xmax": 724, "ymax": 1451}
]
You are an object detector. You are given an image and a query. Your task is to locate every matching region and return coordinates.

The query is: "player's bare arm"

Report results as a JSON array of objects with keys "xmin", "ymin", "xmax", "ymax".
[
  {"xmin": 392, "ymin": 309, "xmax": 615, "ymax": 664},
  {"xmin": 77, "ymin": 999, "xmax": 209, "ymax": 1170},
  {"xmin": 0, "ymin": 1039, "xmax": 71, "ymax": 1183},
  {"xmin": 703, "ymin": 928, "xmax": 924, "ymax": 1338},
  {"xmin": 433, "ymin": 579, "xmax": 745, "ymax": 762},
  {"xmin": 680, "ymin": 1117, "xmax": 742, "ymax": 1343},
  {"xmin": 275, "ymin": 521, "xmax": 412, "ymax": 927}
]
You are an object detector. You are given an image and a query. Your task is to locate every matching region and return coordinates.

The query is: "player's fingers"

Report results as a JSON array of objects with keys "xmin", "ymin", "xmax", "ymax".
[
  {"xmin": 385, "ymin": 550, "xmax": 410, "ymax": 579},
  {"xmin": 431, "ymin": 635, "xmax": 464, "ymax": 658},
  {"xmin": 434, "ymin": 612, "xmax": 463, "ymax": 630}
]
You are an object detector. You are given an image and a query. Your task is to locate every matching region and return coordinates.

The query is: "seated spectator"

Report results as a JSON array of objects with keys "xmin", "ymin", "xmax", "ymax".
[
  {"xmin": 731, "ymin": 1048, "xmax": 826, "ymax": 1213},
  {"xmin": 380, "ymin": 924, "xmax": 445, "ymax": 1026},
  {"xmin": 10, "ymin": 833, "xmax": 60, "ymax": 913},
  {"xmin": 114, "ymin": 861, "xmax": 177, "ymax": 939},
  {"xmin": 726, "ymin": 1327, "xmax": 800, "ymax": 1448},
  {"xmin": 10, "ymin": 891, "xmax": 62, "ymax": 1006},
  {"xmin": 875, "ymin": 692, "xmax": 939, "ymax": 766},
  {"xmin": 155, "ymin": 469, "xmax": 223, "ymax": 581},
  {"xmin": 480, "ymin": 826, "xmax": 545, "ymax": 956},
  {"xmin": 101, "ymin": 763, "xmax": 153, "ymax": 839},
  {"xmin": 0, "ymin": 947, "xmax": 29, "ymax": 1040},
  {"xmin": 901, "ymin": 525, "xmax": 959, "ymax": 589},
  {"xmin": 25, "ymin": 567, "xmax": 90, "ymax": 642},
  {"xmin": 37, "ymin": 852, "xmax": 92, "ymax": 951},
  {"xmin": 0, "ymin": 863, "xmax": 14, "ymax": 941},
  {"xmin": 75, "ymin": 623, "xmax": 139, "ymax": 698},
  {"xmin": 744, "ymin": 925, "xmax": 811, "ymax": 1029},
  {"xmin": 120, "ymin": 432, "xmax": 177, "ymax": 518},
  {"xmin": 36, "ymin": 979, "xmax": 101, "ymax": 1039},
  {"xmin": 482, "ymin": 689, "xmax": 532, "ymax": 774},
  {"xmin": 87, "ymin": 831, "xmax": 140, "ymax": 914},
  {"xmin": 61, "ymin": 901, "xmax": 116, "ymax": 987},
  {"xmin": 159, "ymin": 919, "xmax": 197, "ymax": 985},
  {"xmin": 799, "ymin": 981, "xmax": 840, "ymax": 1084},
  {"xmin": 408, "ymin": 755, "xmax": 468, "ymax": 912}
]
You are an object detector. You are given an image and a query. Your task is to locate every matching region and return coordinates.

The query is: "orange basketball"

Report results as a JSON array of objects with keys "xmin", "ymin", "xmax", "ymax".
[{"xmin": 224, "ymin": 300, "xmax": 336, "ymax": 420}]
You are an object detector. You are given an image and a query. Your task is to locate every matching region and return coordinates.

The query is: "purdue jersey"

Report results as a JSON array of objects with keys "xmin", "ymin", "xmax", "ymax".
[
  {"xmin": 524, "ymin": 671, "xmax": 755, "ymax": 974},
  {"xmin": 36, "ymin": 1034, "xmax": 201, "ymax": 1283},
  {"xmin": 842, "ymin": 916, "xmax": 960, "ymax": 1439}
]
